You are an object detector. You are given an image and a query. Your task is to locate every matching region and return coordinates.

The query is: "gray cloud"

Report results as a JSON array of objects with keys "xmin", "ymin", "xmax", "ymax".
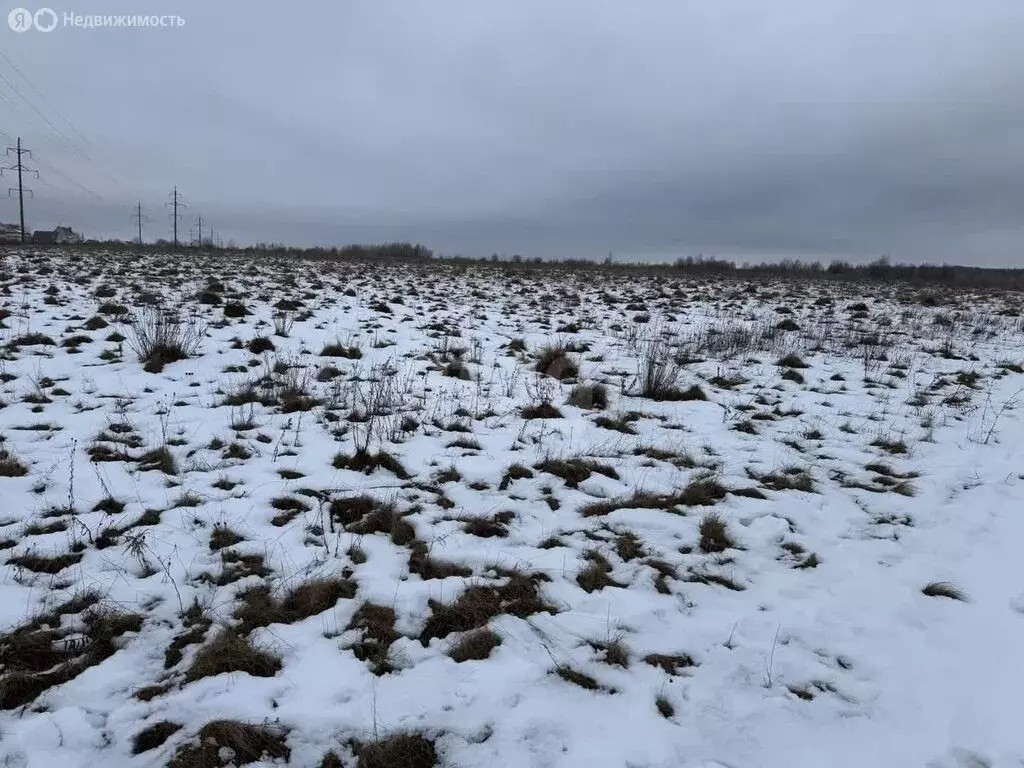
[{"xmin": 2, "ymin": 0, "xmax": 1023, "ymax": 263}]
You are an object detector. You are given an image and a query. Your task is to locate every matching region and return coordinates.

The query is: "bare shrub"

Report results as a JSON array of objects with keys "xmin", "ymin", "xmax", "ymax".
[
  {"xmin": 128, "ymin": 309, "xmax": 204, "ymax": 373},
  {"xmin": 638, "ymin": 343, "xmax": 707, "ymax": 401}
]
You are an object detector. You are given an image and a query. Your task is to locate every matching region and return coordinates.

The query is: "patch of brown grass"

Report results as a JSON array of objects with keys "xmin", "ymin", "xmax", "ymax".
[
  {"xmin": 354, "ymin": 733, "xmax": 437, "ymax": 768},
  {"xmin": 0, "ymin": 608, "xmax": 141, "ymax": 709},
  {"xmin": 235, "ymin": 577, "xmax": 356, "ymax": 633},
  {"xmin": 535, "ymin": 458, "xmax": 619, "ymax": 488},
  {"xmin": 167, "ymin": 721, "xmax": 290, "ymax": 768},
  {"xmin": 333, "ymin": 449, "xmax": 410, "ymax": 479},
  {"xmin": 7, "ymin": 550, "xmax": 83, "ymax": 574},
  {"xmin": 448, "ymin": 628, "xmax": 502, "ymax": 662},
  {"xmin": 576, "ymin": 550, "xmax": 626, "ymax": 593},
  {"xmin": 698, "ymin": 513, "xmax": 734, "ymax": 553},
  {"xmin": 347, "ymin": 602, "xmax": 398, "ymax": 675},
  {"xmin": 132, "ymin": 721, "xmax": 182, "ymax": 754},
  {"xmin": 184, "ymin": 630, "xmax": 281, "ymax": 682},
  {"xmin": 420, "ymin": 572, "xmax": 556, "ymax": 643},
  {"xmin": 643, "ymin": 652, "xmax": 696, "ymax": 675}
]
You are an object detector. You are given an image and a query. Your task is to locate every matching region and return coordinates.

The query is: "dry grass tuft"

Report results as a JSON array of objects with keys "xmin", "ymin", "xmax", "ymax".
[
  {"xmin": 167, "ymin": 720, "xmax": 290, "ymax": 768},
  {"xmin": 535, "ymin": 457, "xmax": 619, "ymax": 488},
  {"xmin": 535, "ymin": 346, "xmax": 579, "ymax": 380},
  {"xmin": 567, "ymin": 383, "xmax": 609, "ymax": 409},
  {"xmin": 553, "ymin": 665, "xmax": 606, "ymax": 691},
  {"xmin": 354, "ymin": 733, "xmax": 437, "ymax": 768},
  {"xmin": 921, "ymin": 581, "xmax": 968, "ymax": 601},
  {"xmin": 184, "ymin": 630, "xmax": 281, "ymax": 682},
  {"xmin": 333, "ymin": 449, "xmax": 410, "ymax": 479},
  {"xmin": 235, "ymin": 577, "xmax": 356, "ymax": 633},
  {"xmin": 128, "ymin": 309, "xmax": 203, "ymax": 373},
  {"xmin": 448, "ymin": 628, "xmax": 502, "ymax": 662},
  {"xmin": 698, "ymin": 513, "xmax": 734, "ymax": 553},
  {"xmin": 132, "ymin": 721, "xmax": 182, "ymax": 754},
  {"xmin": 0, "ymin": 607, "xmax": 141, "ymax": 710},
  {"xmin": 347, "ymin": 602, "xmax": 399, "ymax": 675},
  {"xmin": 7, "ymin": 550, "xmax": 83, "ymax": 574},
  {"xmin": 643, "ymin": 652, "xmax": 696, "ymax": 675},
  {"xmin": 521, "ymin": 402, "xmax": 564, "ymax": 419},
  {"xmin": 421, "ymin": 572, "xmax": 556, "ymax": 643},
  {"xmin": 335, "ymin": 497, "xmax": 416, "ymax": 545},
  {"xmin": 0, "ymin": 448, "xmax": 28, "ymax": 477},
  {"xmin": 674, "ymin": 473, "xmax": 728, "ymax": 507},
  {"xmin": 576, "ymin": 550, "xmax": 626, "ymax": 593}
]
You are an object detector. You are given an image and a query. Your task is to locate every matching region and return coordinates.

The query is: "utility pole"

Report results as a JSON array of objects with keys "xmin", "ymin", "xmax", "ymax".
[
  {"xmin": 166, "ymin": 186, "xmax": 186, "ymax": 247},
  {"xmin": 197, "ymin": 215, "xmax": 202, "ymax": 247},
  {"xmin": 133, "ymin": 202, "xmax": 149, "ymax": 245},
  {"xmin": 2, "ymin": 138, "xmax": 39, "ymax": 243}
]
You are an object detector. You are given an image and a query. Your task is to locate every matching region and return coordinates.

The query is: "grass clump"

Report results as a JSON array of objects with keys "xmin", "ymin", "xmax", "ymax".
[
  {"xmin": 167, "ymin": 721, "xmax": 290, "ymax": 768},
  {"xmin": 7, "ymin": 550, "xmax": 83, "ymax": 574},
  {"xmin": 655, "ymin": 695, "xmax": 675, "ymax": 718},
  {"xmin": 132, "ymin": 721, "xmax": 182, "ymax": 754},
  {"xmin": 498, "ymin": 463, "xmax": 534, "ymax": 489},
  {"xmin": 346, "ymin": 602, "xmax": 399, "ymax": 675},
  {"xmin": 553, "ymin": 665, "xmax": 605, "ymax": 691},
  {"xmin": 0, "ymin": 448, "xmax": 28, "ymax": 477},
  {"xmin": 922, "ymin": 581, "xmax": 968, "ymax": 601},
  {"xmin": 673, "ymin": 473, "xmax": 727, "ymax": 507},
  {"xmin": 534, "ymin": 457, "xmax": 619, "ymax": 488},
  {"xmin": 332, "ymin": 496, "xmax": 416, "ymax": 546},
  {"xmin": 777, "ymin": 353, "xmax": 809, "ymax": 369},
  {"xmin": 333, "ymin": 449, "xmax": 410, "ymax": 479},
  {"xmin": 698, "ymin": 513, "xmax": 734, "ymax": 553},
  {"xmin": 408, "ymin": 539, "xmax": 471, "ymax": 580},
  {"xmin": 758, "ymin": 467, "xmax": 815, "ymax": 492},
  {"xmin": 320, "ymin": 342, "xmax": 362, "ymax": 359},
  {"xmin": 567, "ymin": 383, "xmax": 609, "ymax": 409},
  {"xmin": 576, "ymin": 550, "xmax": 625, "ymax": 593},
  {"xmin": 521, "ymin": 402, "xmax": 563, "ymax": 419},
  {"xmin": 643, "ymin": 652, "xmax": 696, "ymax": 675},
  {"xmin": 184, "ymin": 631, "xmax": 281, "ymax": 682},
  {"xmin": 871, "ymin": 437, "xmax": 909, "ymax": 455},
  {"xmin": 128, "ymin": 309, "xmax": 203, "ymax": 373},
  {"xmin": 354, "ymin": 734, "xmax": 437, "ymax": 768},
  {"xmin": 420, "ymin": 572, "xmax": 556, "ymax": 643},
  {"xmin": 0, "ymin": 606, "xmax": 141, "ymax": 709},
  {"xmin": 462, "ymin": 511, "xmax": 514, "ymax": 538},
  {"xmin": 247, "ymin": 336, "xmax": 275, "ymax": 354},
  {"xmin": 535, "ymin": 346, "xmax": 579, "ymax": 380},
  {"xmin": 448, "ymin": 628, "xmax": 502, "ymax": 662},
  {"xmin": 235, "ymin": 577, "xmax": 356, "ymax": 633}
]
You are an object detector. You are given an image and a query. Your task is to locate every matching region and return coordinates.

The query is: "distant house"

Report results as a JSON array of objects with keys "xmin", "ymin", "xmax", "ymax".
[
  {"xmin": 31, "ymin": 226, "xmax": 83, "ymax": 245},
  {"xmin": 0, "ymin": 222, "xmax": 20, "ymax": 243}
]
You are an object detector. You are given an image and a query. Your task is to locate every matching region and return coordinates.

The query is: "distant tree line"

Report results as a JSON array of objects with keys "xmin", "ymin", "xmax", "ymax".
[{"xmin": 4, "ymin": 238, "xmax": 1022, "ymax": 290}]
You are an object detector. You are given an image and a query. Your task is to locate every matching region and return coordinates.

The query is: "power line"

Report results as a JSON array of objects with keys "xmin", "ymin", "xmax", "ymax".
[
  {"xmin": 31, "ymin": 151, "xmax": 103, "ymax": 200},
  {"xmin": 0, "ymin": 69, "xmax": 83, "ymax": 157},
  {"xmin": 0, "ymin": 53, "xmax": 130, "ymax": 193},
  {"xmin": 1, "ymin": 137, "xmax": 39, "ymax": 243},
  {"xmin": 0, "ymin": 49, "xmax": 93, "ymax": 150}
]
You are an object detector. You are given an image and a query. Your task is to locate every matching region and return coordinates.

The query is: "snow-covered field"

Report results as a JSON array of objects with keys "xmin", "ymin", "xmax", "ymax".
[{"xmin": 1, "ymin": 247, "xmax": 1023, "ymax": 768}]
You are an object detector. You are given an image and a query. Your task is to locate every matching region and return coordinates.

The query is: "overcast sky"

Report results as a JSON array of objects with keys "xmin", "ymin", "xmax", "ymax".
[{"xmin": 1, "ymin": 1, "xmax": 1023, "ymax": 264}]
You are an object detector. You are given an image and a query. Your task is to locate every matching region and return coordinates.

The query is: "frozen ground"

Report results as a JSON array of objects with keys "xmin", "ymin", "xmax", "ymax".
[{"xmin": 0, "ymin": 248, "xmax": 1023, "ymax": 767}]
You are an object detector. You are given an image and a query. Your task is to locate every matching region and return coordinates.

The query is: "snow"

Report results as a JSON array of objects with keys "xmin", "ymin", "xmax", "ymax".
[{"xmin": 0, "ymin": 249, "xmax": 1022, "ymax": 767}]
